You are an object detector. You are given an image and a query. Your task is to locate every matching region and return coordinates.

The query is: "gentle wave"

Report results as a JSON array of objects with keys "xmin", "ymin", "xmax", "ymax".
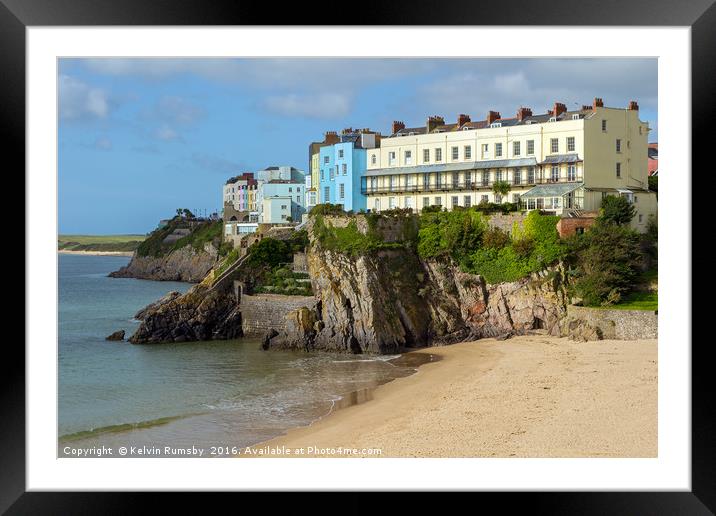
[{"xmin": 59, "ymin": 414, "xmax": 191, "ymax": 442}]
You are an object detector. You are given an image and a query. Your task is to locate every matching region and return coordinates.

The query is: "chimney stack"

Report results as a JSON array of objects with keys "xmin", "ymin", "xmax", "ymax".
[
  {"xmin": 391, "ymin": 121, "xmax": 405, "ymax": 134},
  {"xmin": 628, "ymin": 100, "xmax": 639, "ymax": 111},
  {"xmin": 324, "ymin": 131, "xmax": 339, "ymax": 144},
  {"xmin": 552, "ymin": 102, "xmax": 567, "ymax": 117},
  {"xmin": 593, "ymin": 97, "xmax": 604, "ymax": 110},
  {"xmin": 487, "ymin": 110, "xmax": 501, "ymax": 125},
  {"xmin": 581, "ymin": 105, "xmax": 591, "ymax": 111},
  {"xmin": 341, "ymin": 127, "xmax": 354, "ymax": 135},
  {"xmin": 426, "ymin": 115, "xmax": 445, "ymax": 132},
  {"xmin": 457, "ymin": 113, "xmax": 471, "ymax": 127},
  {"xmin": 516, "ymin": 107, "xmax": 532, "ymax": 121}
]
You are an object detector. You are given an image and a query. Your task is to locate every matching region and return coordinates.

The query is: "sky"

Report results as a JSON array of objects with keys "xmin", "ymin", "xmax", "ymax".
[{"xmin": 58, "ymin": 58, "xmax": 657, "ymax": 234}]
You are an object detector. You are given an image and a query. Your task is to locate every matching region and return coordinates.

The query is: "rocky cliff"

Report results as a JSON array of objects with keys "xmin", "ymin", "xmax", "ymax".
[
  {"xmin": 109, "ymin": 242, "xmax": 218, "ymax": 282},
  {"xmin": 263, "ymin": 215, "xmax": 569, "ymax": 354}
]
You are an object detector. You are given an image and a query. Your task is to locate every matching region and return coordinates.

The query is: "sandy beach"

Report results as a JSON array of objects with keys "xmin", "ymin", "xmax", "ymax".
[
  {"xmin": 248, "ymin": 335, "xmax": 657, "ymax": 458},
  {"xmin": 58, "ymin": 250, "xmax": 134, "ymax": 256}
]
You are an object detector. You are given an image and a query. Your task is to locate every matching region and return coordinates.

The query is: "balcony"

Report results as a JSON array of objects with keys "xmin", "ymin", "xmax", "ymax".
[{"xmin": 361, "ymin": 175, "xmax": 582, "ymax": 195}]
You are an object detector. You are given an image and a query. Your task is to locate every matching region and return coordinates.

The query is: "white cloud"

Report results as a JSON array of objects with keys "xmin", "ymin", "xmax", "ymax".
[
  {"xmin": 93, "ymin": 136, "xmax": 112, "ymax": 150},
  {"xmin": 59, "ymin": 75, "xmax": 111, "ymax": 120},
  {"xmin": 153, "ymin": 95, "xmax": 205, "ymax": 125},
  {"xmin": 155, "ymin": 125, "xmax": 181, "ymax": 141},
  {"xmin": 263, "ymin": 93, "xmax": 351, "ymax": 119}
]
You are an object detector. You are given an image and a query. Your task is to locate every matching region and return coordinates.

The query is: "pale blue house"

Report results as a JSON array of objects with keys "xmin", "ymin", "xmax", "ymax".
[{"xmin": 318, "ymin": 130, "xmax": 378, "ymax": 212}]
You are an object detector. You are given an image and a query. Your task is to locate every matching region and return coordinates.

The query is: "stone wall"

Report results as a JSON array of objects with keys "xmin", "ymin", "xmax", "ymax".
[
  {"xmin": 240, "ymin": 293, "xmax": 316, "ymax": 336},
  {"xmin": 321, "ymin": 214, "xmax": 412, "ymax": 243},
  {"xmin": 556, "ymin": 217, "xmax": 597, "ymax": 238},
  {"xmin": 562, "ymin": 305, "xmax": 658, "ymax": 340},
  {"xmin": 486, "ymin": 213, "xmax": 528, "ymax": 233}
]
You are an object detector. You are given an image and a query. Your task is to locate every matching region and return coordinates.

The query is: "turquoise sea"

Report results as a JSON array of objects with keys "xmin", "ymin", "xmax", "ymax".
[{"xmin": 58, "ymin": 253, "xmax": 426, "ymax": 456}]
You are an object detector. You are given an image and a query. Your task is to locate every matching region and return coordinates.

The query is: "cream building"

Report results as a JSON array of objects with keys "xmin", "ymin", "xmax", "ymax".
[{"xmin": 364, "ymin": 98, "xmax": 657, "ymax": 232}]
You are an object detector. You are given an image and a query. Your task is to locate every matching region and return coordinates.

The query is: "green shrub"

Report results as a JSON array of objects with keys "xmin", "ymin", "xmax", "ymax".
[
  {"xmin": 417, "ymin": 209, "xmax": 487, "ymax": 260},
  {"xmin": 309, "ymin": 203, "xmax": 346, "ymax": 216},
  {"xmin": 598, "ymin": 195, "xmax": 636, "ymax": 226},
  {"xmin": 482, "ymin": 227, "xmax": 510, "ymax": 249},
  {"xmin": 570, "ymin": 221, "xmax": 643, "ymax": 306}
]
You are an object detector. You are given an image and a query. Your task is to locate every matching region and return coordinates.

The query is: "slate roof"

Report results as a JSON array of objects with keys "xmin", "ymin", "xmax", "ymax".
[
  {"xmin": 540, "ymin": 154, "xmax": 583, "ymax": 164},
  {"xmin": 363, "ymin": 158, "xmax": 538, "ymax": 177},
  {"xmin": 521, "ymin": 182, "xmax": 584, "ymax": 198}
]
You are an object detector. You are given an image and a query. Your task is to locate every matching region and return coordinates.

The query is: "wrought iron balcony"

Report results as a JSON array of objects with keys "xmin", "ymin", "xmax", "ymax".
[{"xmin": 361, "ymin": 175, "xmax": 582, "ymax": 195}]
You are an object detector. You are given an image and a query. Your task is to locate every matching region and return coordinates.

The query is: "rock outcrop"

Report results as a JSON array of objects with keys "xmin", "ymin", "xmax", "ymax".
[
  {"xmin": 129, "ymin": 283, "xmax": 241, "ymax": 344},
  {"xmin": 106, "ymin": 330, "xmax": 125, "ymax": 341},
  {"xmin": 109, "ymin": 243, "xmax": 218, "ymax": 283},
  {"xmin": 263, "ymin": 215, "xmax": 569, "ymax": 354}
]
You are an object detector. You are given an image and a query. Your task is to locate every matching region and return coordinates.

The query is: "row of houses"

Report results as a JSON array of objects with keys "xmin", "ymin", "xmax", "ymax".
[{"xmin": 305, "ymin": 97, "xmax": 657, "ymax": 232}]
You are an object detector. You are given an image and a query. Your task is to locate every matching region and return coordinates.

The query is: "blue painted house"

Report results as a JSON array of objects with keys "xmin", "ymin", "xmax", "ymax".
[{"xmin": 318, "ymin": 129, "xmax": 379, "ymax": 212}]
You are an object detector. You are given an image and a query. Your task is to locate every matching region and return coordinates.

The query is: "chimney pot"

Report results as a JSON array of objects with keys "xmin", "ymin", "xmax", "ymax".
[
  {"xmin": 391, "ymin": 120, "xmax": 405, "ymax": 134},
  {"xmin": 487, "ymin": 110, "xmax": 501, "ymax": 124},
  {"xmin": 628, "ymin": 100, "xmax": 639, "ymax": 111},
  {"xmin": 552, "ymin": 102, "xmax": 567, "ymax": 117},
  {"xmin": 457, "ymin": 113, "xmax": 471, "ymax": 126},
  {"xmin": 592, "ymin": 97, "xmax": 604, "ymax": 110},
  {"xmin": 517, "ymin": 107, "xmax": 533, "ymax": 121},
  {"xmin": 426, "ymin": 115, "xmax": 445, "ymax": 132}
]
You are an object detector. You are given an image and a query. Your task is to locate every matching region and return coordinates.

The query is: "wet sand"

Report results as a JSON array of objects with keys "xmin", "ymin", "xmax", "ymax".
[{"xmin": 248, "ymin": 335, "xmax": 657, "ymax": 458}]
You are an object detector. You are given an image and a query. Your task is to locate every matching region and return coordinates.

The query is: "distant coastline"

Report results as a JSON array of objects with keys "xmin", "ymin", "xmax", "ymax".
[{"xmin": 58, "ymin": 250, "xmax": 134, "ymax": 257}]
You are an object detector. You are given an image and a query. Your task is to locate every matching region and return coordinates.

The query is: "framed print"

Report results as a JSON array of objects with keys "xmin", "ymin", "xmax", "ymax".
[{"xmin": 4, "ymin": 0, "xmax": 713, "ymax": 511}]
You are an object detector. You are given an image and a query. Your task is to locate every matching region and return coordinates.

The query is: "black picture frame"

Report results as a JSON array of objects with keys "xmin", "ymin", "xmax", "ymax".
[{"xmin": 3, "ymin": 0, "xmax": 711, "ymax": 511}]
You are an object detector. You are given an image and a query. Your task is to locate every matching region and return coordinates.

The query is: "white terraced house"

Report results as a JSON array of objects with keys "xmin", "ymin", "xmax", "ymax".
[{"xmin": 363, "ymin": 98, "xmax": 657, "ymax": 232}]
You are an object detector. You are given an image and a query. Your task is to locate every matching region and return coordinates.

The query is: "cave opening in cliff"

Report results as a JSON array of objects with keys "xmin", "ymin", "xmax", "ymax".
[{"xmin": 532, "ymin": 317, "xmax": 545, "ymax": 330}]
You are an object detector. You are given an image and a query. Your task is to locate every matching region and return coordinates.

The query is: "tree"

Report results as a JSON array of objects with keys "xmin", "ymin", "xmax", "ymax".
[
  {"xmin": 598, "ymin": 195, "xmax": 636, "ymax": 226},
  {"xmin": 571, "ymin": 221, "xmax": 643, "ymax": 306},
  {"xmin": 492, "ymin": 180, "xmax": 511, "ymax": 202},
  {"xmin": 648, "ymin": 176, "xmax": 658, "ymax": 196}
]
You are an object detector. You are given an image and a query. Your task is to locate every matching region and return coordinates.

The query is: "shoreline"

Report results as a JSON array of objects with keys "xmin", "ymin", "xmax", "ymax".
[
  {"xmin": 58, "ymin": 250, "xmax": 135, "ymax": 256},
  {"xmin": 246, "ymin": 335, "xmax": 657, "ymax": 458}
]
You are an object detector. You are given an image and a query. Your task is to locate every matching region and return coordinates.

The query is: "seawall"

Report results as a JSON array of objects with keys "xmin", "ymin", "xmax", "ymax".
[
  {"xmin": 240, "ymin": 293, "xmax": 317, "ymax": 337},
  {"xmin": 563, "ymin": 305, "xmax": 658, "ymax": 340}
]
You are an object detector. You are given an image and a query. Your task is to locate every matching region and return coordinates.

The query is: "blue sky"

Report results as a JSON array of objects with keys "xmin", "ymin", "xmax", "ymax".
[{"xmin": 58, "ymin": 58, "xmax": 657, "ymax": 234}]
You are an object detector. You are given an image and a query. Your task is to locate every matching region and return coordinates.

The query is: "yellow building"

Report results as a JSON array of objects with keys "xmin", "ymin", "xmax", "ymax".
[
  {"xmin": 364, "ymin": 98, "xmax": 656, "ymax": 232},
  {"xmin": 308, "ymin": 132, "xmax": 340, "ymax": 206}
]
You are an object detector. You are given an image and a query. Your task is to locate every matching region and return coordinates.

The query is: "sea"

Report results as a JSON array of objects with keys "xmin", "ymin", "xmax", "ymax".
[{"xmin": 58, "ymin": 253, "xmax": 429, "ymax": 457}]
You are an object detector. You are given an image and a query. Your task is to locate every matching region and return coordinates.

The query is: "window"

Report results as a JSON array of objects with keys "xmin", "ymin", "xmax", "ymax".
[
  {"xmin": 514, "ymin": 169, "xmax": 521, "ymax": 185},
  {"xmin": 634, "ymin": 195, "xmax": 638, "ymax": 203},
  {"xmin": 550, "ymin": 138, "xmax": 559, "ymax": 153},
  {"xmin": 435, "ymin": 148, "xmax": 442, "ymax": 162},
  {"xmin": 639, "ymin": 214, "xmax": 643, "ymax": 223},
  {"xmin": 452, "ymin": 172, "xmax": 459, "ymax": 187},
  {"xmin": 567, "ymin": 165, "xmax": 576, "ymax": 181},
  {"xmin": 374, "ymin": 198, "xmax": 380, "ymax": 212},
  {"xmin": 495, "ymin": 143, "xmax": 503, "ymax": 157},
  {"xmin": 338, "ymin": 149, "xmax": 344, "ymax": 158},
  {"xmin": 551, "ymin": 165, "xmax": 559, "ymax": 182},
  {"xmin": 513, "ymin": 141, "xmax": 520, "ymax": 156},
  {"xmin": 451, "ymin": 146, "xmax": 459, "ymax": 160},
  {"xmin": 602, "ymin": 120, "xmax": 607, "ymax": 131},
  {"xmin": 388, "ymin": 151, "xmax": 396, "ymax": 165},
  {"xmin": 616, "ymin": 162, "xmax": 622, "ymax": 178},
  {"xmin": 423, "ymin": 197, "xmax": 430, "ymax": 208},
  {"xmin": 405, "ymin": 197, "xmax": 413, "ymax": 209},
  {"xmin": 527, "ymin": 140, "xmax": 535, "ymax": 155},
  {"xmin": 388, "ymin": 197, "xmax": 396, "ymax": 209},
  {"xmin": 324, "ymin": 156, "xmax": 329, "ymax": 163},
  {"xmin": 371, "ymin": 154, "xmax": 377, "ymax": 165},
  {"xmin": 451, "ymin": 196, "xmax": 459, "ymax": 207},
  {"xmin": 406, "ymin": 175, "xmax": 413, "ymax": 188},
  {"xmin": 389, "ymin": 176, "xmax": 397, "ymax": 191},
  {"xmin": 324, "ymin": 186, "xmax": 330, "ymax": 201},
  {"xmin": 495, "ymin": 194, "xmax": 502, "ymax": 204},
  {"xmin": 297, "ymin": 187, "xmax": 301, "ymax": 192},
  {"xmin": 435, "ymin": 173, "xmax": 442, "ymax": 188},
  {"xmin": 549, "ymin": 117, "xmax": 557, "ymax": 122},
  {"xmin": 482, "ymin": 171, "xmax": 489, "ymax": 186},
  {"xmin": 528, "ymin": 198, "xmax": 536, "ymax": 210},
  {"xmin": 339, "ymin": 183, "xmax": 345, "ymax": 199},
  {"xmin": 423, "ymin": 172, "xmax": 430, "ymax": 188},
  {"xmin": 512, "ymin": 194, "xmax": 521, "ymax": 204},
  {"xmin": 434, "ymin": 197, "xmax": 442, "ymax": 206},
  {"xmin": 567, "ymin": 137, "xmax": 575, "ymax": 152},
  {"xmin": 288, "ymin": 187, "xmax": 293, "ymax": 192},
  {"xmin": 495, "ymin": 170, "xmax": 503, "ymax": 182},
  {"xmin": 464, "ymin": 196, "xmax": 471, "ymax": 208},
  {"xmin": 482, "ymin": 144, "xmax": 490, "ymax": 158},
  {"xmin": 527, "ymin": 167, "xmax": 535, "ymax": 183},
  {"xmin": 405, "ymin": 150, "xmax": 412, "ymax": 165},
  {"xmin": 490, "ymin": 122, "xmax": 502, "ymax": 128},
  {"xmin": 423, "ymin": 149, "xmax": 430, "ymax": 163},
  {"xmin": 465, "ymin": 171, "xmax": 472, "ymax": 187},
  {"xmin": 342, "ymin": 163, "xmax": 347, "ymax": 174},
  {"xmin": 481, "ymin": 194, "xmax": 489, "ymax": 203},
  {"xmin": 297, "ymin": 195, "xmax": 301, "ymax": 202},
  {"xmin": 464, "ymin": 145, "xmax": 472, "ymax": 160},
  {"xmin": 616, "ymin": 139, "xmax": 622, "ymax": 153},
  {"xmin": 572, "ymin": 114, "xmax": 581, "ymax": 120},
  {"xmin": 281, "ymin": 204, "xmax": 287, "ymax": 210}
]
